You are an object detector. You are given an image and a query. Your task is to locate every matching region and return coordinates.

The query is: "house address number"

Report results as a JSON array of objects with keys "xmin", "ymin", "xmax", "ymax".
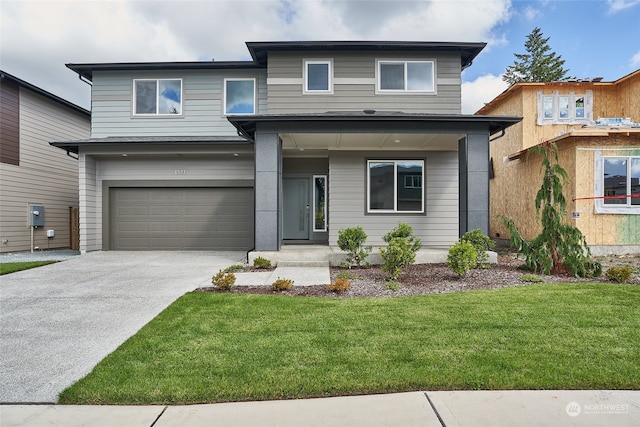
[{"xmin": 174, "ymin": 169, "xmax": 187, "ymax": 175}]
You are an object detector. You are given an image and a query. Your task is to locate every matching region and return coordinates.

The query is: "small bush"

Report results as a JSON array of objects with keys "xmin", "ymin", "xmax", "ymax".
[
  {"xmin": 271, "ymin": 277, "xmax": 293, "ymax": 291},
  {"xmin": 461, "ymin": 229, "xmax": 495, "ymax": 268},
  {"xmin": 384, "ymin": 280, "xmax": 401, "ymax": 291},
  {"xmin": 447, "ymin": 241, "xmax": 478, "ymax": 276},
  {"xmin": 605, "ymin": 266, "xmax": 633, "ymax": 283},
  {"xmin": 327, "ymin": 278, "xmax": 351, "ymax": 293},
  {"xmin": 224, "ymin": 264, "xmax": 246, "ymax": 273},
  {"xmin": 380, "ymin": 223, "xmax": 421, "ymax": 280},
  {"xmin": 212, "ymin": 270, "xmax": 236, "ymax": 290},
  {"xmin": 253, "ymin": 257, "xmax": 272, "ymax": 269},
  {"xmin": 520, "ymin": 274, "xmax": 544, "ymax": 283},
  {"xmin": 337, "ymin": 270, "xmax": 360, "ymax": 280},
  {"xmin": 337, "ymin": 226, "xmax": 372, "ymax": 268}
]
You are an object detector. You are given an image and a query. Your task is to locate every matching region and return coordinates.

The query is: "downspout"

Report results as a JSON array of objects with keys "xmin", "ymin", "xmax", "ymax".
[{"xmin": 489, "ymin": 128, "xmax": 506, "ymax": 142}]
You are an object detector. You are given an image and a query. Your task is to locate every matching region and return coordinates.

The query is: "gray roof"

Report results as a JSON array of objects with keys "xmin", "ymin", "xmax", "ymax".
[
  {"xmin": 50, "ymin": 135, "xmax": 251, "ymax": 154},
  {"xmin": 66, "ymin": 40, "xmax": 486, "ymax": 81}
]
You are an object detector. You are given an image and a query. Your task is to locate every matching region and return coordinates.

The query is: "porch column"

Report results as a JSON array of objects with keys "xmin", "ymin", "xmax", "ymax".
[
  {"xmin": 458, "ymin": 131, "xmax": 490, "ymax": 237},
  {"xmin": 254, "ymin": 130, "xmax": 282, "ymax": 250}
]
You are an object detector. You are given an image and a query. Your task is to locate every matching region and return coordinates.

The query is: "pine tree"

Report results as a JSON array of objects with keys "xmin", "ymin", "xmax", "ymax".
[{"xmin": 503, "ymin": 27, "xmax": 570, "ymax": 85}]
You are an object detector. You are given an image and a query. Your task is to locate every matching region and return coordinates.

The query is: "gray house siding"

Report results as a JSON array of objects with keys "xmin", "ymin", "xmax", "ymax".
[
  {"xmin": 1, "ymin": 88, "xmax": 89, "ymax": 253},
  {"xmin": 328, "ymin": 150, "xmax": 459, "ymax": 247},
  {"xmin": 78, "ymin": 146, "xmax": 254, "ymax": 251},
  {"xmin": 90, "ymin": 70, "xmax": 267, "ymax": 138},
  {"xmin": 267, "ymin": 51, "xmax": 461, "ymax": 114}
]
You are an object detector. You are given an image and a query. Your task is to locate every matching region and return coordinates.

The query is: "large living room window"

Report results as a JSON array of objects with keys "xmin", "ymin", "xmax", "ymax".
[
  {"xmin": 367, "ymin": 160, "xmax": 424, "ymax": 213},
  {"xmin": 377, "ymin": 60, "xmax": 434, "ymax": 93},
  {"xmin": 603, "ymin": 156, "xmax": 640, "ymax": 207},
  {"xmin": 304, "ymin": 60, "xmax": 332, "ymax": 93},
  {"xmin": 224, "ymin": 78, "xmax": 256, "ymax": 115},
  {"xmin": 133, "ymin": 79, "xmax": 182, "ymax": 115}
]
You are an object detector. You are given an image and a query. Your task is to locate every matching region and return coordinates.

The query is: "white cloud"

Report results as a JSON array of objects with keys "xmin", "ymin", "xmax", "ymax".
[
  {"xmin": 523, "ymin": 5, "xmax": 541, "ymax": 21},
  {"xmin": 631, "ymin": 51, "xmax": 640, "ymax": 68},
  {"xmin": 606, "ymin": 0, "xmax": 640, "ymax": 14},
  {"xmin": 0, "ymin": 0, "xmax": 513, "ymax": 109},
  {"xmin": 461, "ymin": 74, "xmax": 509, "ymax": 114}
]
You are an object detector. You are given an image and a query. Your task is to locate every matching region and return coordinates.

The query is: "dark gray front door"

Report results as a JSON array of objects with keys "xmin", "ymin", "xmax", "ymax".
[{"xmin": 283, "ymin": 178, "xmax": 310, "ymax": 239}]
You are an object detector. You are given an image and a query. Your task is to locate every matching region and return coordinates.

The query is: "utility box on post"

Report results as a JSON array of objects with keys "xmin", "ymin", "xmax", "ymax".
[{"xmin": 29, "ymin": 205, "xmax": 45, "ymax": 227}]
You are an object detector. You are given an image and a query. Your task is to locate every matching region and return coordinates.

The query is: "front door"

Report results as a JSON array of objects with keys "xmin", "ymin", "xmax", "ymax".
[{"xmin": 283, "ymin": 177, "xmax": 310, "ymax": 239}]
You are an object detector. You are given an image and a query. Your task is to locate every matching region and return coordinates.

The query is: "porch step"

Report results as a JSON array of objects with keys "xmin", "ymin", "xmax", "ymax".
[{"xmin": 277, "ymin": 260, "xmax": 330, "ymax": 268}]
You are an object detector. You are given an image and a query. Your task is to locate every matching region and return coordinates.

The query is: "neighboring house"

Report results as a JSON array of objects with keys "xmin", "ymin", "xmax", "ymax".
[
  {"xmin": 0, "ymin": 70, "xmax": 90, "ymax": 253},
  {"xmin": 51, "ymin": 41, "xmax": 520, "ymax": 254},
  {"xmin": 477, "ymin": 69, "xmax": 640, "ymax": 255}
]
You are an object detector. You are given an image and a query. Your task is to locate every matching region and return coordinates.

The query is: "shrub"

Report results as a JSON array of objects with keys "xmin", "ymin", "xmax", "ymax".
[
  {"xmin": 447, "ymin": 241, "xmax": 478, "ymax": 277},
  {"xmin": 337, "ymin": 226, "xmax": 372, "ymax": 268},
  {"xmin": 384, "ymin": 280, "xmax": 401, "ymax": 291},
  {"xmin": 224, "ymin": 264, "xmax": 246, "ymax": 273},
  {"xmin": 253, "ymin": 256, "xmax": 272, "ymax": 269},
  {"xmin": 605, "ymin": 266, "xmax": 633, "ymax": 283},
  {"xmin": 327, "ymin": 278, "xmax": 351, "ymax": 293},
  {"xmin": 337, "ymin": 270, "xmax": 360, "ymax": 280},
  {"xmin": 271, "ymin": 277, "xmax": 293, "ymax": 291},
  {"xmin": 461, "ymin": 228, "xmax": 495, "ymax": 268},
  {"xmin": 520, "ymin": 274, "xmax": 544, "ymax": 283},
  {"xmin": 379, "ymin": 223, "xmax": 422, "ymax": 280},
  {"xmin": 211, "ymin": 270, "xmax": 236, "ymax": 290}
]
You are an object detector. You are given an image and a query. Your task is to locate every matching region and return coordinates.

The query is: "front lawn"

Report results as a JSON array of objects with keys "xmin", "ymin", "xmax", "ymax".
[
  {"xmin": 59, "ymin": 283, "xmax": 640, "ymax": 404},
  {"xmin": 0, "ymin": 261, "xmax": 55, "ymax": 275}
]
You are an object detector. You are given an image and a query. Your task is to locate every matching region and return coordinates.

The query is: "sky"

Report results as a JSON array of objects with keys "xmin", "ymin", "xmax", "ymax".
[{"xmin": 1, "ymin": 0, "xmax": 639, "ymax": 114}]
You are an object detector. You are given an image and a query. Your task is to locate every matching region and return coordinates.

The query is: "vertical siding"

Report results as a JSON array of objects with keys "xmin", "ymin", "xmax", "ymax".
[
  {"xmin": 91, "ymin": 69, "xmax": 267, "ymax": 138},
  {"xmin": 267, "ymin": 51, "xmax": 461, "ymax": 114},
  {"xmin": 328, "ymin": 150, "xmax": 459, "ymax": 247},
  {"xmin": 0, "ymin": 79, "xmax": 20, "ymax": 165},
  {"xmin": 0, "ymin": 88, "xmax": 89, "ymax": 253}
]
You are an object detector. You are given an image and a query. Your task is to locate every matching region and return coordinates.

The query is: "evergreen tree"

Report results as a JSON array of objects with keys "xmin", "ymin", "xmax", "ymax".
[{"xmin": 503, "ymin": 27, "xmax": 570, "ymax": 85}]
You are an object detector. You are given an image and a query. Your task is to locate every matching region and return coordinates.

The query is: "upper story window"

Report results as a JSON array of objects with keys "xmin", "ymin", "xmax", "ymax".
[
  {"xmin": 224, "ymin": 78, "xmax": 256, "ymax": 115},
  {"xmin": 377, "ymin": 60, "xmax": 435, "ymax": 93},
  {"xmin": 304, "ymin": 60, "xmax": 333, "ymax": 94},
  {"xmin": 367, "ymin": 160, "xmax": 424, "ymax": 213},
  {"xmin": 133, "ymin": 79, "xmax": 182, "ymax": 115},
  {"xmin": 537, "ymin": 91, "xmax": 592, "ymax": 125}
]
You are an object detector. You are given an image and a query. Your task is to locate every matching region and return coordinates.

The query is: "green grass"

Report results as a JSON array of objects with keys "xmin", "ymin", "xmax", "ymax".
[
  {"xmin": 0, "ymin": 261, "xmax": 55, "ymax": 275},
  {"xmin": 59, "ymin": 284, "xmax": 640, "ymax": 405}
]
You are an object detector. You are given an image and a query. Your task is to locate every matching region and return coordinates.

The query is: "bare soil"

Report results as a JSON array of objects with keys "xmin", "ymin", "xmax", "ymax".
[{"xmin": 198, "ymin": 251, "xmax": 639, "ymax": 298}]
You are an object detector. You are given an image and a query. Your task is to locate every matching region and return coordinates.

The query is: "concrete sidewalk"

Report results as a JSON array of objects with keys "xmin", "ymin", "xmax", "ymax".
[{"xmin": 2, "ymin": 390, "xmax": 639, "ymax": 426}]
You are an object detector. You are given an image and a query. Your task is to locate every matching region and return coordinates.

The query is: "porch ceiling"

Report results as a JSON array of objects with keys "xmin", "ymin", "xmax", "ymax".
[{"xmin": 280, "ymin": 132, "xmax": 462, "ymax": 152}]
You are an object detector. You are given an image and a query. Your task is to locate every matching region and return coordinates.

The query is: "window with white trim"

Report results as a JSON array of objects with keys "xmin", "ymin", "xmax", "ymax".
[
  {"xmin": 537, "ymin": 91, "xmax": 592, "ymax": 124},
  {"xmin": 603, "ymin": 156, "xmax": 640, "ymax": 207},
  {"xmin": 368, "ymin": 160, "xmax": 424, "ymax": 213},
  {"xmin": 313, "ymin": 175, "xmax": 327, "ymax": 231},
  {"xmin": 377, "ymin": 60, "xmax": 434, "ymax": 93},
  {"xmin": 224, "ymin": 78, "xmax": 256, "ymax": 115},
  {"xmin": 304, "ymin": 60, "xmax": 332, "ymax": 93},
  {"xmin": 133, "ymin": 79, "xmax": 182, "ymax": 115}
]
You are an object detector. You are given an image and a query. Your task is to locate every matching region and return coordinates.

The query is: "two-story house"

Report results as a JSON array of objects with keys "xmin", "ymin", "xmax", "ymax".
[
  {"xmin": 52, "ymin": 41, "xmax": 520, "ymax": 256},
  {"xmin": 1, "ymin": 70, "xmax": 90, "ymax": 253},
  {"xmin": 478, "ymin": 69, "xmax": 640, "ymax": 255}
]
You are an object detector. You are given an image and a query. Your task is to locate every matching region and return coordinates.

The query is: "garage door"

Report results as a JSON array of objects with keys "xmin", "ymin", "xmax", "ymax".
[{"xmin": 110, "ymin": 187, "xmax": 254, "ymax": 250}]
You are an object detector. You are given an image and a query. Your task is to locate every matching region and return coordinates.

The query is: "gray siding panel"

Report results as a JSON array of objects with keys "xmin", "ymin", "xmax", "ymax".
[
  {"xmin": 0, "ymin": 89, "xmax": 89, "ymax": 253},
  {"xmin": 268, "ymin": 51, "xmax": 462, "ymax": 114},
  {"xmin": 91, "ymin": 69, "xmax": 267, "ymax": 138},
  {"xmin": 328, "ymin": 151, "xmax": 458, "ymax": 248}
]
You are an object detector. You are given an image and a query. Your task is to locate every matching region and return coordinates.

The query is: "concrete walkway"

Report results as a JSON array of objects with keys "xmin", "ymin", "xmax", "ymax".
[{"xmin": 1, "ymin": 390, "xmax": 639, "ymax": 426}]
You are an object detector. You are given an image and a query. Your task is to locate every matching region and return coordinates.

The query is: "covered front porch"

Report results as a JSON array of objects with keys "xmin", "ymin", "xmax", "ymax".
[{"xmin": 228, "ymin": 111, "xmax": 521, "ymax": 252}]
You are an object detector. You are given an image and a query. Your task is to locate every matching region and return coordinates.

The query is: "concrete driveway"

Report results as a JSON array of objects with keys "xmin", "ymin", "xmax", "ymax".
[{"xmin": 0, "ymin": 251, "xmax": 245, "ymax": 403}]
